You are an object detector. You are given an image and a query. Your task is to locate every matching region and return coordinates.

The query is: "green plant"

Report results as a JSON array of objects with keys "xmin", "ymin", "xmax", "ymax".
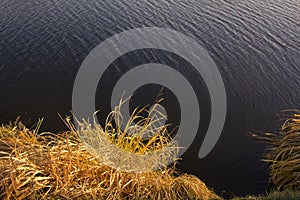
[{"xmin": 232, "ymin": 189, "xmax": 300, "ymax": 200}]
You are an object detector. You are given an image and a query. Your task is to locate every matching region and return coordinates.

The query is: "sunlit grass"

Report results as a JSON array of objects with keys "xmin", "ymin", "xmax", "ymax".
[
  {"xmin": 0, "ymin": 104, "xmax": 219, "ymax": 199},
  {"xmin": 77, "ymin": 100, "xmax": 179, "ymax": 173}
]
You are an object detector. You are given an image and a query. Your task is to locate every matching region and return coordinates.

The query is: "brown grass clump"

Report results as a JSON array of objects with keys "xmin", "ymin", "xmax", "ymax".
[
  {"xmin": 252, "ymin": 111, "xmax": 300, "ymax": 190},
  {"xmin": 0, "ymin": 117, "xmax": 219, "ymax": 199},
  {"xmin": 77, "ymin": 102, "xmax": 179, "ymax": 173}
]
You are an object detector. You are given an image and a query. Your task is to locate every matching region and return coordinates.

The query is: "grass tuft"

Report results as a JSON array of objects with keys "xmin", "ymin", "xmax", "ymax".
[
  {"xmin": 252, "ymin": 111, "xmax": 300, "ymax": 190},
  {"xmin": 77, "ymin": 101, "xmax": 179, "ymax": 173},
  {"xmin": 0, "ymin": 105, "xmax": 219, "ymax": 199}
]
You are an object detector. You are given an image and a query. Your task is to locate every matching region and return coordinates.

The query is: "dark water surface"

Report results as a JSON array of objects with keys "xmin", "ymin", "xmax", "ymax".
[{"xmin": 0, "ymin": 0, "xmax": 299, "ymax": 197}]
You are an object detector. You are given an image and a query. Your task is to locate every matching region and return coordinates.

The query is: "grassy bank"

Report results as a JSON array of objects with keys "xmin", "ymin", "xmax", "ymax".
[
  {"xmin": 0, "ymin": 109, "xmax": 299, "ymax": 199},
  {"xmin": 233, "ymin": 190, "xmax": 300, "ymax": 200},
  {"xmin": 241, "ymin": 111, "xmax": 300, "ymax": 200},
  {"xmin": 0, "ymin": 111, "xmax": 220, "ymax": 199}
]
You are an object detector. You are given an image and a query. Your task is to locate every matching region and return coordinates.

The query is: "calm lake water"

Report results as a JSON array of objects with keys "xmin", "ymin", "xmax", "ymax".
[{"xmin": 0, "ymin": 0, "xmax": 299, "ymax": 197}]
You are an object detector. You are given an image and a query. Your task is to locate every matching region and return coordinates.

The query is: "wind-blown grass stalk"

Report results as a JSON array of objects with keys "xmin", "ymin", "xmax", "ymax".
[
  {"xmin": 252, "ymin": 111, "xmax": 300, "ymax": 190},
  {"xmin": 77, "ymin": 100, "xmax": 179, "ymax": 173}
]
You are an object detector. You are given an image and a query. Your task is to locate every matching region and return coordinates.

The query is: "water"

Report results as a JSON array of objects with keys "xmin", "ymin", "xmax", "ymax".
[{"xmin": 0, "ymin": 0, "xmax": 299, "ymax": 197}]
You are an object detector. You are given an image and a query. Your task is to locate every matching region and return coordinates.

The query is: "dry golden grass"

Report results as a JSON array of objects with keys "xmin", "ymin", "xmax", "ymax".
[
  {"xmin": 252, "ymin": 111, "xmax": 300, "ymax": 190},
  {"xmin": 77, "ymin": 101, "xmax": 179, "ymax": 173},
  {"xmin": 0, "ymin": 109, "xmax": 219, "ymax": 199}
]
